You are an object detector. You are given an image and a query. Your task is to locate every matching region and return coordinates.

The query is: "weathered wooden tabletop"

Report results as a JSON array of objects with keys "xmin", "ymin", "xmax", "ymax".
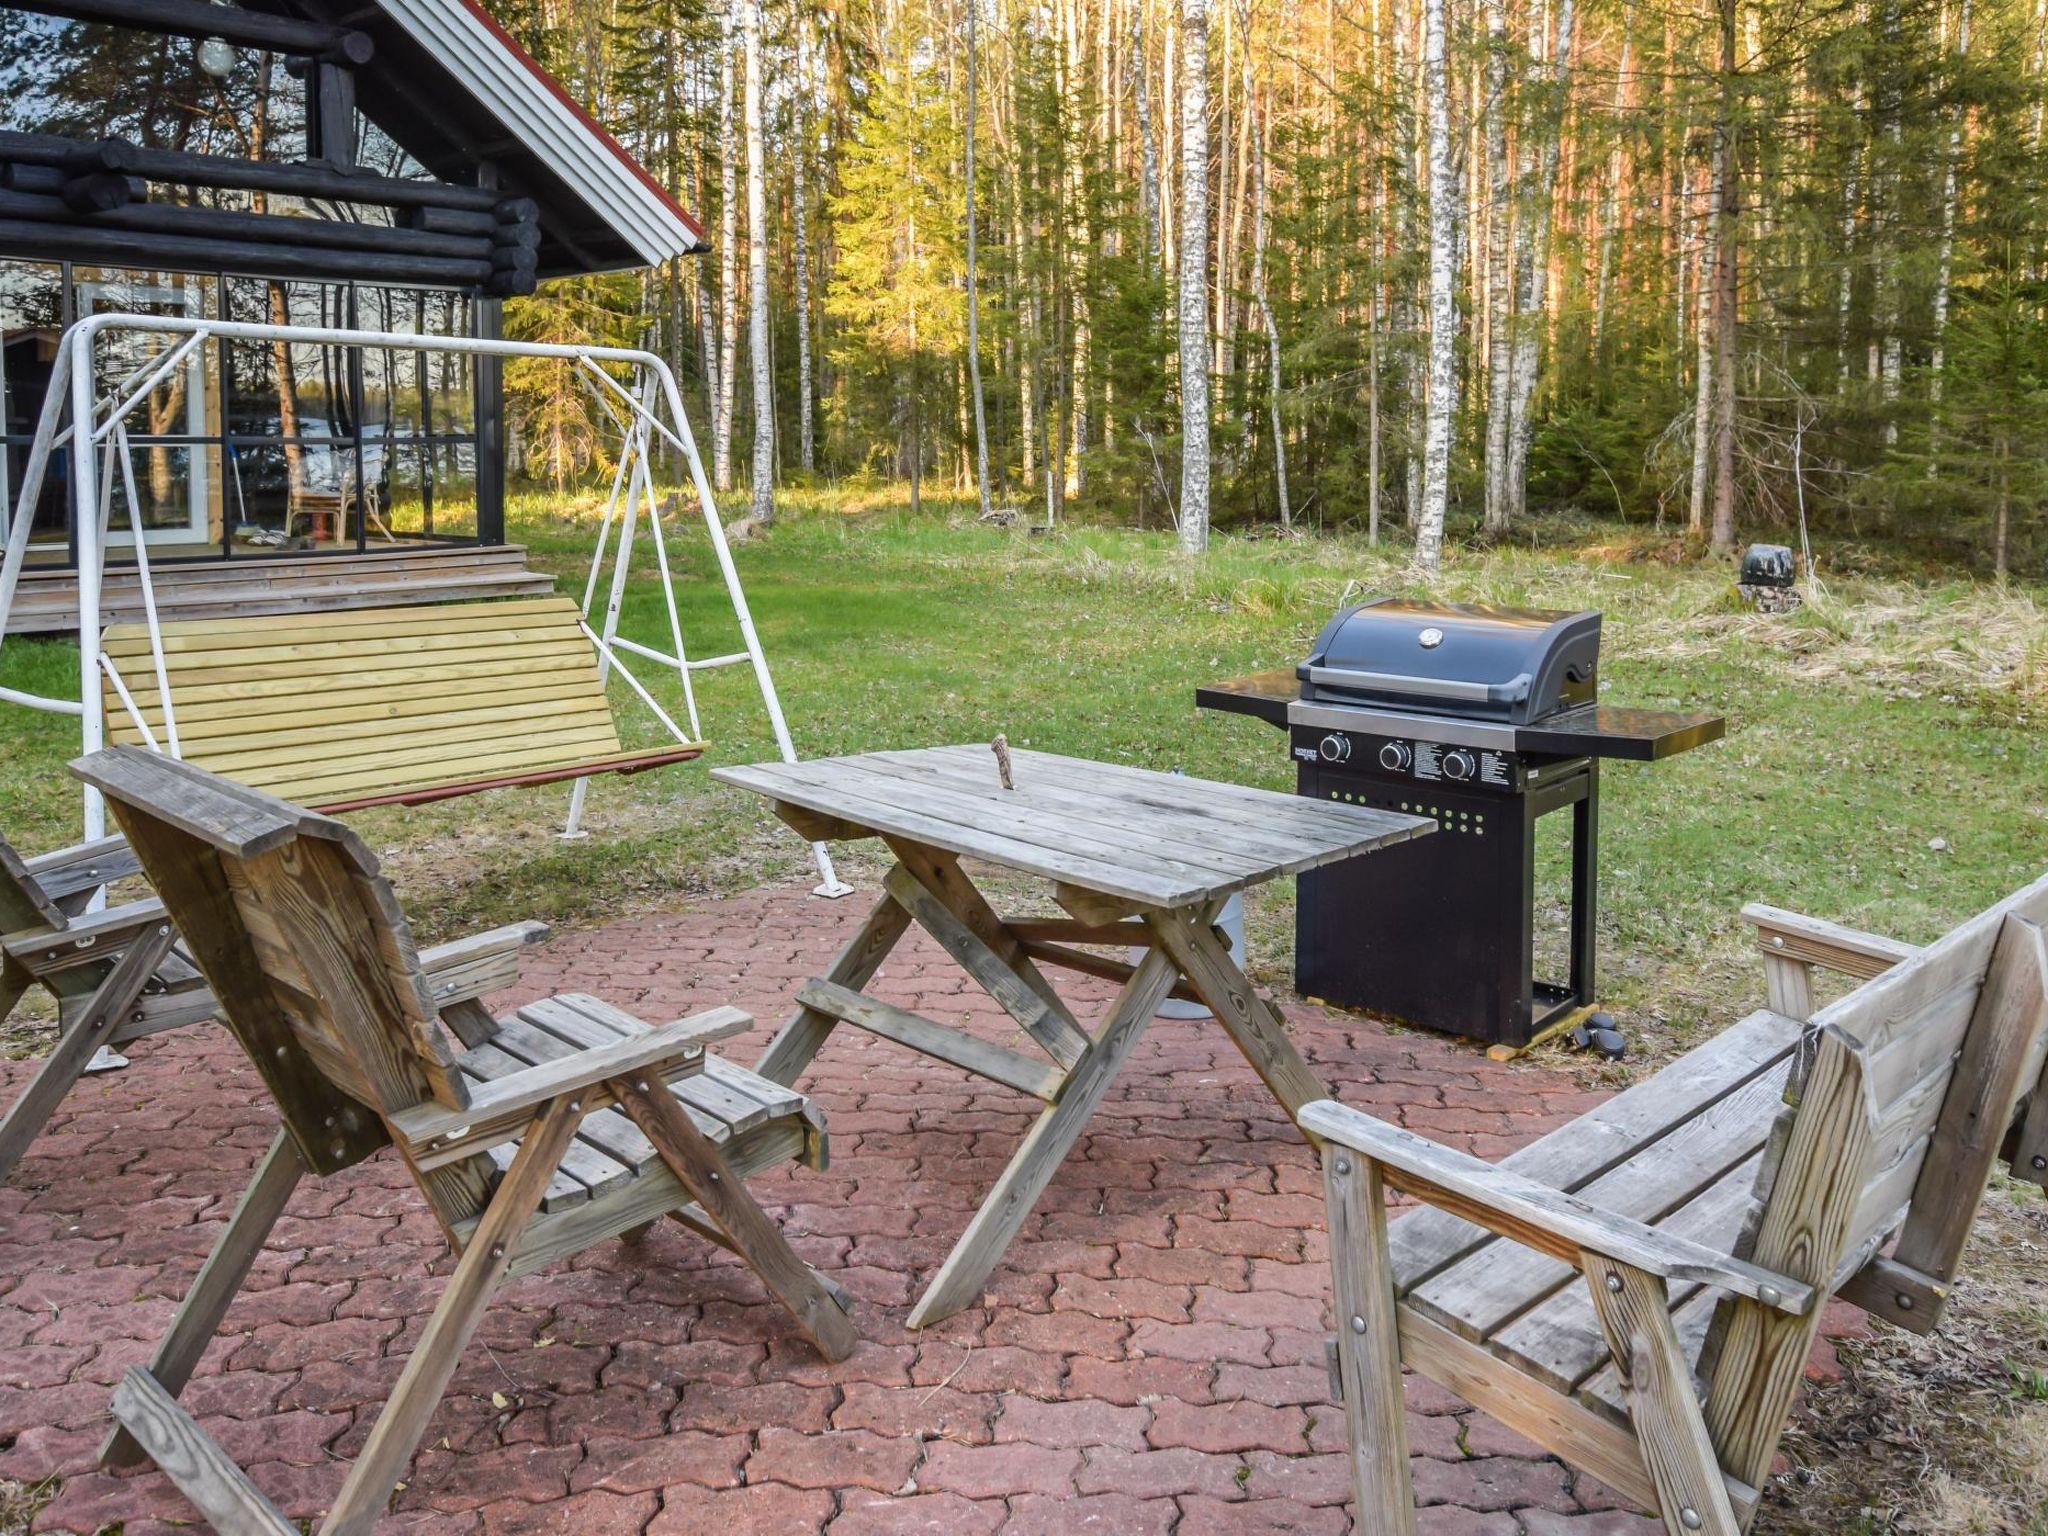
[{"xmin": 713, "ymin": 744, "xmax": 1434, "ymax": 909}]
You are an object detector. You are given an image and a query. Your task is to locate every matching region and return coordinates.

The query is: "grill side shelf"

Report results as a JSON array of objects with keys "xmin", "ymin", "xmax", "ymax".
[
  {"xmin": 1195, "ymin": 670, "xmax": 1296, "ymax": 729},
  {"xmin": 1515, "ymin": 706, "xmax": 1725, "ymax": 762}
]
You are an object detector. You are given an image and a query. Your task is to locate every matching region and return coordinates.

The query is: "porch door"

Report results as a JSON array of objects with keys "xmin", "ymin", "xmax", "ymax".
[{"xmin": 78, "ymin": 274, "xmax": 213, "ymax": 547}]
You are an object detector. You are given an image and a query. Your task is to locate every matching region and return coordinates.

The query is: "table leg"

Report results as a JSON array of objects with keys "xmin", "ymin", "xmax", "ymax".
[
  {"xmin": 907, "ymin": 940, "xmax": 1184, "ymax": 1329},
  {"xmin": 1145, "ymin": 905, "xmax": 1329, "ymax": 1118},
  {"xmin": 883, "ymin": 838, "xmax": 1087, "ymax": 1050},
  {"xmin": 756, "ymin": 885, "xmax": 912, "ymax": 1087}
]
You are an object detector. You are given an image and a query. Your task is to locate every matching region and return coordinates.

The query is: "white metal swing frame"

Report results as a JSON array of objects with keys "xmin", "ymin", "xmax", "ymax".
[{"xmin": 0, "ymin": 312, "xmax": 851, "ymax": 897}]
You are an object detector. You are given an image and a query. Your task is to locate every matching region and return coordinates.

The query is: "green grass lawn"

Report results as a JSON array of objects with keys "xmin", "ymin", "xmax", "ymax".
[{"xmin": 3, "ymin": 488, "xmax": 2046, "ymax": 1065}]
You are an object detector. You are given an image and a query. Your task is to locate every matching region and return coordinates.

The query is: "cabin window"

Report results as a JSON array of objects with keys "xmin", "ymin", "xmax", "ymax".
[
  {"xmin": 0, "ymin": 259, "xmax": 65, "ymax": 551},
  {"xmin": 0, "ymin": 259, "xmax": 495, "ymax": 565}
]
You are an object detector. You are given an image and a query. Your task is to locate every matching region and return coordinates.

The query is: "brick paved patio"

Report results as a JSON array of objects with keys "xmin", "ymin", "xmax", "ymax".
[{"xmin": 0, "ymin": 879, "xmax": 1857, "ymax": 1535}]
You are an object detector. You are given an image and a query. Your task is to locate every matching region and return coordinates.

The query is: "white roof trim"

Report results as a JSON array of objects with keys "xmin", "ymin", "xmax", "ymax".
[{"xmin": 372, "ymin": 0, "xmax": 701, "ymax": 267}]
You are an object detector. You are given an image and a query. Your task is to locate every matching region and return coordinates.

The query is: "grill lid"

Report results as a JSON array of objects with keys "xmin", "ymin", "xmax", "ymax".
[{"xmin": 1297, "ymin": 598, "xmax": 1600, "ymax": 725}]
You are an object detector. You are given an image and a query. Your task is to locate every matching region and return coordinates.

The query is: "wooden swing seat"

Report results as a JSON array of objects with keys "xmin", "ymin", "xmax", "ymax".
[{"xmin": 98, "ymin": 595, "xmax": 703, "ymax": 812}]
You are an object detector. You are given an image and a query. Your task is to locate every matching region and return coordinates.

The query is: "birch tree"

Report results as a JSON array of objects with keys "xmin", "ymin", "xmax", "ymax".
[
  {"xmin": 1709, "ymin": 0, "xmax": 1738, "ymax": 550},
  {"xmin": 1928, "ymin": 0, "xmax": 1974, "ymax": 464},
  {"xmin": 714, "ymin": 0, "xmax": 739, "ymax": 491},
  {"xmin": 1481, "ymin": 0, "xmax": 1512, "ymax": 533},
  {"xmin": 1413, "ymin": 0, "xmax": 1456, "ymax": 574},
  {"xmin": 792, "ymin": 9, "xmax": 817, "ymax": 473},
  {"xmin": 965, "ymin": 0, "xmax": 992, "ymax": 518},
  {"xmin": 1502, "ymin": 0, "xmax": 1575, "ymax": 528},
  {"xmin": 742, "ymin": 0, "xmax": 774, "ymax": 523},
  {"xmin": 1177, "ymin": 0, "xmax": 1211, "ymax": 552}
]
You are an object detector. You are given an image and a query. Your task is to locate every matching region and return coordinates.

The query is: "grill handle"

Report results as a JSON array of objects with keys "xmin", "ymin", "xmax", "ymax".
[{"xmin": 1303, "ymin": 666, "xmax": 1534, "ymax": 704}]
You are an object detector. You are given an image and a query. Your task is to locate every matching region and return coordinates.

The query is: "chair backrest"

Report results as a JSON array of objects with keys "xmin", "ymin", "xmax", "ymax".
[
  {"xmin": 97, "ymin": 597, "xmax": 627, "ymax": 809},
  {"xmin": 70, "ymin": 746, "xmax": 472, "ymax": 1178},
  {"xmin": 1802, "ymin": 869, "xmax": 2048, "ymax": 1276},
  {"xmin": 1694, "ymin": 871, "xmax": 2048, "ymax": 1488}
]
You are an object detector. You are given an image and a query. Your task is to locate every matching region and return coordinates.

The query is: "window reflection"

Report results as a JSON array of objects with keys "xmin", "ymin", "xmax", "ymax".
[
  {"xmin": 0, "ymin": 258, "xmax": 488, "ymax": 563},
  {"xmin": 0, "ymin": 9, "xmax": 305, "ymax": 161}
]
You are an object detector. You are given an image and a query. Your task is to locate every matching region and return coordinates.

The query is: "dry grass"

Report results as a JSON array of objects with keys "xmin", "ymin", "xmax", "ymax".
[
  {"xmin": 1632, "ymin": 580, "xmax": 2048, "ymax": 712},
  {"xmin": 0, "ymin": 1478, "xmax": 56, "ymax": 1536},
  {"xmin": 1760, "ymin": 1179, "xmax": 2048, "ymax": 1535}
]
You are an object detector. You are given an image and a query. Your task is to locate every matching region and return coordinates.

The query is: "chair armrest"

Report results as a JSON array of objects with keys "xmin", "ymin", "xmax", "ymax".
[
  {"xmin": 1742, "ymin": 903, "xmax": 1918, "ymax": 982},
  {"xmin": 21, "ymin": 834, "xmax": 142, "ymax": 902},
  {"xmin": 391, "ymin": 1003, "xmax": 750, "ymax": 1167},
  {"xmin": 2, "ymin": 897, "xmax": 170, "ymax": 974},
  {"xmin": 1298, "ymin": 1098, "xmax": 1815, "ymax": 1316},
  {"xmin": 418, "ymin": 920, "xmax": 551, "ymax": 1006}
]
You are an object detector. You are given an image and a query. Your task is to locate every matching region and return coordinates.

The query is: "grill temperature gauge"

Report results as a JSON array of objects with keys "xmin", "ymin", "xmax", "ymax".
[
  {"xmin": 1318, "ymin": 734, "xmax": 1352, "ymax": 763},
  {"xmin": 1377, "ymin": 741, "xmax": 1413, "ymax": 772}
]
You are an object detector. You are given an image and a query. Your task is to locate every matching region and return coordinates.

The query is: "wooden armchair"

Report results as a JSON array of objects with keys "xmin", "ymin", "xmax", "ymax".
[
  {"xmin": 73, "ymin": 746, "xmax": 855, "ymax": 1536},
  {"xmin": 0, "ymin": 829, "xmax": 539, "ymax": 1185},
  {"xmin": 1302, "ymin": 871, "xmax": 2048, "ymax": 1535}
]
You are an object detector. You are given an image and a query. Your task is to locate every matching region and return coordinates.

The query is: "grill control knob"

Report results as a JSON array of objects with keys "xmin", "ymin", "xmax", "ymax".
[
  {"xmin": 1441, "ymin": 748, "xmax": 1477, "ymax": 782},
  {"xmin": 1377, "ymin": 741, "xmax": 1413, "ymax": 772},
  {"xmin": 1318, "ymin": 734, "xmax": 1352, "ymax": 763}
]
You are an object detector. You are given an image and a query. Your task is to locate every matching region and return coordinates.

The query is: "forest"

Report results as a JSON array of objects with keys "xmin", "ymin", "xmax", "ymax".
[{"xmin": 494, "ymin": 0, "xmax": 2047, "ymax": 574}]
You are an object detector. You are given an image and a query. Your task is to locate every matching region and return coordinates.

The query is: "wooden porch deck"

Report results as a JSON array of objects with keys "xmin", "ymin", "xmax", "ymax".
[{"xmin": 4, "ymin": 544, "xmax": 556, "ymax": 635}]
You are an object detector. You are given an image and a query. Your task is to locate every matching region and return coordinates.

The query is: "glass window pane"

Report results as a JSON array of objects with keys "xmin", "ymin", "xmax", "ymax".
[
  {"xmin": 227, "ymin": 339, "xmax": 355, "ymax": 438},
  {"xmin": 375, "ymin": 440, "xmax": 428, "ymax": 538},
  {"xmin": 107, "ymin": 442, "xmax": 221, "ymax": 550},
  {"xmin": 75, "ymin": 270, "xmax": 220, "ymax": 437},
  {"xmin": 418, "ymin": 292, "xmax": 476, "ymax": 433},
  {"xmin": 358, "ymin": 342, "xmax": 426, "ymax": 437},
  {"xmin": 3, "ymin": 438, "xmax": 69, "ymax": 553},
  {"xmin": 428, "ymin": 441, "xmax": 477, "ymax": 539},
  {"xmin": 223, "ymin": 439, "xmax": 358, "ymax": 552},
  {"xmin": 1, "ymin": 260, "xmax": 62, "ymax": 434}
]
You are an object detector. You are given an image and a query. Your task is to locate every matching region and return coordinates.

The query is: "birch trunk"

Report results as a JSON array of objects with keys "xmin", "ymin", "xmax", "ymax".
[
  {"xmin": 1995, "ymin": 431, "xmax": 2010, "ymax": 579},
  {"xmin": 1877, "ymin": 0, "xmax": 1902, "ymax": 442},
  {"xmin": 793, "ymin": 13, "xmax": 816, "ymax": 472},
  {"xmin": 1248, "ymin": 75, "xmax": 1289, "ymax": 526},
  {"xmin": 1837, "ymin": 74, "xmax": 1862, "ymax": 382},
  {"xmin": 1709, "ymin": 0, "xmax": 1737, "ymax": 552},
  {"xmin": 1927, "ymin": 0, "xmax": 1972, "ymax": 462},
  {"xmin": 1414, "ymin": 0, "xmax": 1455, "ymax": 574},
  {"xmin": 1133, "ymin": 0, "xmax": 1162, "ymax": 265},
  {"xmin": 1393, "ymin": 0, "xmax": 1423, "ymax": 525},
  {"xmin": 742, "ymin": 0, "xmax": 774, "ymax": 524},
  {"xmin": 1687, "ymin": 131, "xmax": 1717, "ymax": 535},
  {"xmin": 1177, "ymin": 0, "xmax": 1211, "ymax": 552},
  {"xmin": 714, "ymin": 0, "xmax": 739, "ymax": 493},
  {"xmin": 1503, "ymin": 0, "xmax": 1575, "ymax": 526},
  {"xmin": 1480, "ymin": 0, "xmax": 1512, "ymax": 532},
  {"xmin": 1591, "ymin": 1, "xmax": 1631, "ymax": 357},
  {"xmin": 965, "ymin": 0, "xmax": 992, "ymax": 517}
]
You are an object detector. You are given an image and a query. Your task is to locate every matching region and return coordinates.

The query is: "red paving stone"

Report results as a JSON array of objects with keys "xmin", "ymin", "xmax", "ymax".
[{"xmin": 0, "ymin": 878, "xmax": 1831, "ymax": 1533}]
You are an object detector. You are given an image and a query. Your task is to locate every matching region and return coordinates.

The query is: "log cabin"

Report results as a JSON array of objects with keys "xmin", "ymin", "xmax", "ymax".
[{"xmin": 0, "ymin": 0, "xmax": 705, "ymax": 631}]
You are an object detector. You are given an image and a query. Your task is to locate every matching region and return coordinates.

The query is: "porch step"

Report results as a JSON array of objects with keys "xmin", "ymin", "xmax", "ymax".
[{"xmin": 5, "ymin": 546, "xmax": 558, "ymax": 634}]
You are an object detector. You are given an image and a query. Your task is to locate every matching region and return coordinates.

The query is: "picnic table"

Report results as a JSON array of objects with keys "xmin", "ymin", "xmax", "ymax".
[{"xmin": 715, "ymin": 744, "xmax": 1433, "ymax": 1327}]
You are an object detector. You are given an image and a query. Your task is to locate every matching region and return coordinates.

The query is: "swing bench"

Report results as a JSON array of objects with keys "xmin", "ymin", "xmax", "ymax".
[
  {"xmin": 2, "ymin": 596, "xmax": 701, "ymax": 1183},
  {"xmin": 96, "ymin": 595, "xmax": 704, "ymax": 813}
]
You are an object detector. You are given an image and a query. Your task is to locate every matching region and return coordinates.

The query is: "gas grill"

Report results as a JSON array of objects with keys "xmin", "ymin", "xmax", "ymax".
[{"xmin": 1198, "ymin": 598, "xmax": 1724, "ymax": 1050}]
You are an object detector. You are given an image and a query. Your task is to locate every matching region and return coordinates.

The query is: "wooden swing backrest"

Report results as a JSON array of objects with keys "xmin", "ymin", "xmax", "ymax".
[
  {"xmin": 1703, "ymin": 870, "xmax": 2048, "ymax": 1477},
  {"xmin": 71, "ymin": 747, "xmax": 473, "ymax": 1177},
  {"xmin": 1772, "ymin": 869, "xmax": 2048, "ymax": 1282}
]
